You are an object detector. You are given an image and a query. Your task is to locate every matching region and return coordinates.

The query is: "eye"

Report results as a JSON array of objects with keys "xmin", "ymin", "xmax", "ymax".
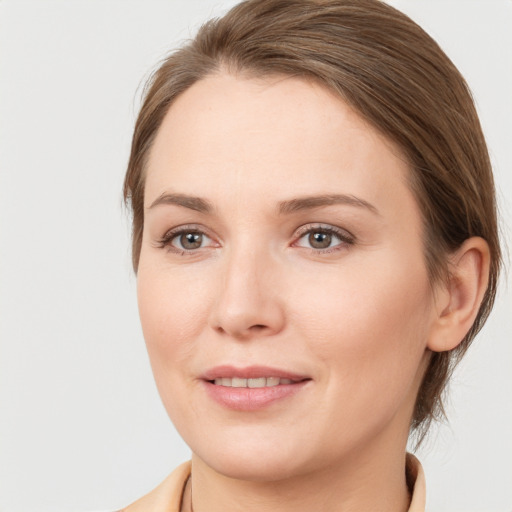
[
  {"xmin": 294, "ymin": 225, "xmax": 354, "ymax": 252},
  {"xmin": 174, "ymin": 231, "xmax": 207, "ymax": 250},
  {"xmin": 157, "ymin": 226, "xmax": 217, "ymax": 253}
]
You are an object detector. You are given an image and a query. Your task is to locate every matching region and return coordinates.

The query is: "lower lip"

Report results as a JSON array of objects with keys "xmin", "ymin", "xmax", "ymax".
[{"xmin": 203, "ymin": 380, "xmax": 310, "ymax": 411}]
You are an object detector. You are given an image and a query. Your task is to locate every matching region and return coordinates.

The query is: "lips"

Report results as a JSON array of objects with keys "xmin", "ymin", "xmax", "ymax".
[
  {"xmin": 201, "ymin": 365, "xmax": 311, "ymax": 411},
  {"xmin": 201, "ymin": 365, "xmax": 309, "ymax": 382}
]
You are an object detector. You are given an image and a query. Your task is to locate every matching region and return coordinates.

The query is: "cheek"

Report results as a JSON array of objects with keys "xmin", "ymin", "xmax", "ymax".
[
  {"xmin": 296, "ymin": 252, "xmax": 431, "ymax": 334},
  {"xmin": 291, "ymin": 253, "xmax": 433, "ymax": 397},
  {"xmin": 136, "ymin": 260, "xmax": 211, "ymax": 372}
]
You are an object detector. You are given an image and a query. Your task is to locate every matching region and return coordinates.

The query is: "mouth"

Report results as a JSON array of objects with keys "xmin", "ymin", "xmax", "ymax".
[
  {"xmin": 210, "ymin": 376, "xmax": 298, "ymax": 388},
  {"xmin": 201, "ymin": 366, "xmax": 311, "ymax": 411}
]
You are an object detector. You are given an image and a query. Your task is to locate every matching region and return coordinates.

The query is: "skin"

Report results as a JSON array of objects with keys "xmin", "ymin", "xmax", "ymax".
[{"xmin": 136, "ymin": 73, "xmax": 489, "ymax": 512}]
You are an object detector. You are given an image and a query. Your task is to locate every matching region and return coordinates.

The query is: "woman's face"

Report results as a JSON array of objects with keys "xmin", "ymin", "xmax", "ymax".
[{"xmin": 138, "ymin": 73, "xmax": 437, "ymax": 480}]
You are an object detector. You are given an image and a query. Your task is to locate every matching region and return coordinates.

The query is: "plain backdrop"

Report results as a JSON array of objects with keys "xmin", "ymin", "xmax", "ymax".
[{"xmin": 0, "ymin": 1, "xmax": 511, "ymax": 511}]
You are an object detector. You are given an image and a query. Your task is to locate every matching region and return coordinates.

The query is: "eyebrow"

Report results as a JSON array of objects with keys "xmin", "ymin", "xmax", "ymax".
[
  {"xmin": 147, "ymin": 192, "xmax": 379, "ymax": 216},
  {"xmin": 278, "ymin": 194, "xmax": 380, "ymax": 216},
  {"xmin": 148, "ymin": 193, "xmax": 214, "ymax": 213}
]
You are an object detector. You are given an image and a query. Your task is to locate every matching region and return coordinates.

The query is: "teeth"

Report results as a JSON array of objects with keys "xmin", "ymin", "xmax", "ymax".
[
  {"xmin": 232, "ymin": 377, "xmax": 247, "ymax": 388},
  {"xmin": 248, "ymin": 377, "xmax": 266, "ymax": 388},
  {"xmin": 212, "ymin": 377, "xmax": 296, "ymax": 387}
]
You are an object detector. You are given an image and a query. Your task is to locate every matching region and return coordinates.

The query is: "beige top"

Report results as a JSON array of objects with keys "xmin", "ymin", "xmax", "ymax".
[{"xmin": 121, "ymin": 453, "xmax": 426, "ymax": 512}]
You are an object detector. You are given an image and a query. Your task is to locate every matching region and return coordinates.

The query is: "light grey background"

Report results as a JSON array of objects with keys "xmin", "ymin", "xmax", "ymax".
[{"xmin": 0, "ymin": 1, "xmax": 510, "ymax": 511}]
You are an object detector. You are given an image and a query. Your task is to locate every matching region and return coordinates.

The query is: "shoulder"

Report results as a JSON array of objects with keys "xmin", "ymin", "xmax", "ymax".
[
  {"xmin": 119, "ymin": 461, "xmax": 191, "ymax": 512},
  {"xmin": 406, "ymin": 453, "xmax": 426, "ymax": 512}
]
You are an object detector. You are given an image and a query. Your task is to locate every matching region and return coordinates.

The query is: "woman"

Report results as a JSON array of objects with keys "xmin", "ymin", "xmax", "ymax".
[{"xmin": 121, "ymin": 0, "xmax": 500, "ymax": 510}]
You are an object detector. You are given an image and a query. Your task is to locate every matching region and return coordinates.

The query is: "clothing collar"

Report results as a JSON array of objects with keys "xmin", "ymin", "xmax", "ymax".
[{"xmin": 122, "ymin": 454, "xmax": 426, "ymax": 512}]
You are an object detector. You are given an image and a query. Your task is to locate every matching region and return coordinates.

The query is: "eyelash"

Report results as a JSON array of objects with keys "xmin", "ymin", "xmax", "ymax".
[{"xmin": 156, "ymin": 223, "xmax": 355, "ymax": 256}]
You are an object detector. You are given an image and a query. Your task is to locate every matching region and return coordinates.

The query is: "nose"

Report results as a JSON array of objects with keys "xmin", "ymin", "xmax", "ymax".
[{"xmin": 208, "ymin": 246, "xmax": 286, "ymax": 340}]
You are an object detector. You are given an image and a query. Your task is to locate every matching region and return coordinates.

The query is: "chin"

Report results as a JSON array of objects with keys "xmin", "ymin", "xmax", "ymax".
[
  {"xmin": 189, "ymin": 427, "xmax": 322, "ymax": 482},
  {"xmin": 201, "ymin": 450, "xmax": 306, "ymax": 482}
]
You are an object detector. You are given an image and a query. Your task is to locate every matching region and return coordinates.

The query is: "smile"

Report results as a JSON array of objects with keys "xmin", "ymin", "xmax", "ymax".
[
  {"xmin": 212, "ymin": 377, "xmax": 295, "ymax": 387},
  {"xmin": 202, "ymin": 366, "xmax": 311, "ymax": 411}
]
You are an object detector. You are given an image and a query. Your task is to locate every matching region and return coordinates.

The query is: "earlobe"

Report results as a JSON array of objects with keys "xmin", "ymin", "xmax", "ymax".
[{"xmin": 427, "ymin": 237, "xmax": 490, "ymax": 353}]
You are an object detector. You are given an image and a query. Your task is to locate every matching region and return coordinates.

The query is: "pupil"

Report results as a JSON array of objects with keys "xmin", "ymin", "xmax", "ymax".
[
  {"xmin": 309, "ymin": 231, "xmax": 331, "ymax": 249},
  {"xmin": 181, "ymin": 232, "xmax": 202, "ymax": 249}
]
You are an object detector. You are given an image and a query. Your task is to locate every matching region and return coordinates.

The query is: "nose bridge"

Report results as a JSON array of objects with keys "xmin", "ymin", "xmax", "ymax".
[{"xmin": 209, "ymin": 236, "xmax": 284, "ymax": 338}]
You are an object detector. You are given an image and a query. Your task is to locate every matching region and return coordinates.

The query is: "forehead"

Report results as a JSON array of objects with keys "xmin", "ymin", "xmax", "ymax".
[{"xmin": 145, "ymin": 72, "xmax": 412, "ymax": 212}]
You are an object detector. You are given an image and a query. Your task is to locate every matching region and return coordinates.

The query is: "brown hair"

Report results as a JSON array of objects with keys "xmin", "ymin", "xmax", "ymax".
[{"xmin": 123, "ymin": 0, "xmax": 501, "ymax": 440}]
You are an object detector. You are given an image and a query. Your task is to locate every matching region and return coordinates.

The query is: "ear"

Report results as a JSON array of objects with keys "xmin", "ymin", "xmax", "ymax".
[{"xmin": 427, "ymin": 237, "xmax": 490, "ymax": 352}]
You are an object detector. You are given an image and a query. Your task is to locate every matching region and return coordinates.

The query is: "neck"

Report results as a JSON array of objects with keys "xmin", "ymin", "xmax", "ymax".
[{"xmin": 188, "ymin": 435, "xmax": 411, "ymax": 512}]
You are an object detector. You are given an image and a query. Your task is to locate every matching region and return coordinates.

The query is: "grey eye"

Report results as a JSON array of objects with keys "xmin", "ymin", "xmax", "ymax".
[
  {"xmin": 308, "ymin": 231, "xmax": 332, "ymax": 249},
  {"xmin": 176, "ymin": 232, "xmax": 204, "ymax": 250},
  {"xmin": 295, "ymin": 225, "xmax": 352, "ymax": 252}
]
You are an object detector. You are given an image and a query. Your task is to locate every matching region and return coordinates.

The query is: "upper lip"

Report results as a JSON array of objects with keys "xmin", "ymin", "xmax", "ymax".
[{"xmin": 201, "ymin": 365, "xmax": 311, "ymax": 382}]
